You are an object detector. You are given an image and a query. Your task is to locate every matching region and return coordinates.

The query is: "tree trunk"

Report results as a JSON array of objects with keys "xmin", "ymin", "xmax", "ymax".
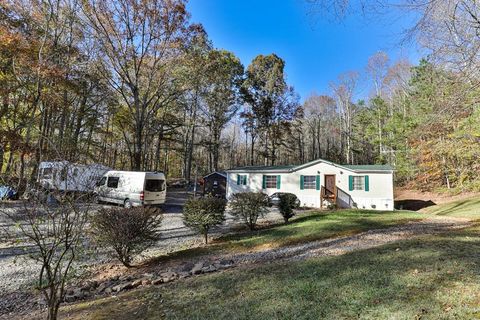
[{"xmin": 250, "ymin": 134, "xmax": 255, "ymax": 166}]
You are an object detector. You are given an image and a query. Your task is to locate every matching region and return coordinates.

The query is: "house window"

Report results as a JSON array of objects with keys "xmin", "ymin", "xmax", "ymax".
[
  {"xmin": 237, "ymin": 175, "xmax": 247, "ymax": 185},
  {"xmin": 107, "ymin": 177, "xmax": 119, "ymax": 188},
  {"xmin": 352, "ymin": 176, "xmax": 365, "ymax": 190},
  {"xmin": 265, "ymin": 175, "xmax": 277, "ymax": 189},
  {"xmin": 303, "ymin": 176, "xmax": 317, "ymax": 189}
]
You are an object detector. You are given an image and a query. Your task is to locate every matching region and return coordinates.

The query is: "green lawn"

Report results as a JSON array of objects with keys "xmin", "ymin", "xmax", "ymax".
[
  {"xmin": 216, "ymin": 209, "xmax": 424, "ymax": 251},
  {"xmin": 422, "ymin": 197, "xmax": 480, "ymax": 219},
  {"xmin": 62, "ymin": 224, "xmax": 480, "ymax": 320}
]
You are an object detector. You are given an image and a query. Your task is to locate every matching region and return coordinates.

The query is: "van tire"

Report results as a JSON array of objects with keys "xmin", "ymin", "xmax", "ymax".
[{"xmin": 124, "ymin": 199, "xmax": 132, "ymax": 209}]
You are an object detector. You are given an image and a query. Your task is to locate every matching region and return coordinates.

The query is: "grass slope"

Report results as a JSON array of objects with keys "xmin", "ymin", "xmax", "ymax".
[
  {"xmin": 217, "ymin": 209, "xmax": 424, "ymax": 251},
  {"xmin": 62, "ymin": 224, "xmax": 480, "ymax": 320},
  {"xmin": 422, "ymin": 197, "xmax": 480, "ymax": 219}
]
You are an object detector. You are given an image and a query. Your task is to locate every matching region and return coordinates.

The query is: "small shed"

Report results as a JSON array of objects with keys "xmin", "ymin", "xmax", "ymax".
[{"xmin": 203, "ymin": 172, "xmax": 227, "ymax": 198}]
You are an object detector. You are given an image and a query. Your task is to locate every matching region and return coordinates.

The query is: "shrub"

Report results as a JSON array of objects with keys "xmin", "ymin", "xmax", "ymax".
[
  {"xmin": 278, "ymin": 193, "xmax": 298, "ymax": 223},
  {"xmin": 90, "ymin": 206, "xmax": 162, "ymax": 267},
  {"xmin": 229, "ymin": 192, "xmax": 268, "ymax": 230},
  {"xmin": 183, "ymin": 197, "xmax": 226, "ymax": 244}
]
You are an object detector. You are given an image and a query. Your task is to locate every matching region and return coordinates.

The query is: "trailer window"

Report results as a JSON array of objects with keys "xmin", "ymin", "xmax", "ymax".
[
  {"xmin": 42, "ymin": 168, "xmax": 53, "ymax": 179},
  {"xmin": 60, "ymin": 167, "xmax": 68, "ymax": 181},
  {"xmin": 107, "ymin": 177, "xmax": 119, "ymax": 188},
  {"xmin": 145, "ymin": 179, "xmax": 165, "ymax": 192}
]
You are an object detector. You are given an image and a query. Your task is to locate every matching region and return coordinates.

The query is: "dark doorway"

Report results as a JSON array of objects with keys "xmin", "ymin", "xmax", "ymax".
[{"xmin": 324, "ymin": 174, "xmax": 336, "ymax": 196}]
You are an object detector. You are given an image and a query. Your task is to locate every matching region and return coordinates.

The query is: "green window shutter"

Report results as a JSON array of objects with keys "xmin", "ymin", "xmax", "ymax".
[
  {"xmin": 244, "ymin": 175, "xmax": 248, "ymax": 185},
  {"xmin": 262, "ymin": 175, "xmax": 266, "ymax": 189},
  {"xmin": 316, "ymin": 175, "xmax": 320, "ymax": 190},
  {"xmin": 277, "ymin": 175, "xmax": 281, "ymax": 189},
  {"xmin": 236, "ymin": 174, "xmax": 240, "ymax": 185},
  {"xmin": 349, "ymin": 176, "xmax": 353, "ymax": 191},
  {"xmin": 364, "ymin": 175, "xmax": 369, "ymax": 191},
  {"xmin": 300, "ymin": 175, "xmax": 304, "ymax": 190}
]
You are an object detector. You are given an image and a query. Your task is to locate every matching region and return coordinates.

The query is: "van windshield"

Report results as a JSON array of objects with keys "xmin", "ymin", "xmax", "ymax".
[{"xmin": 145, "ymin": 179, "xmax": 165, "ymax": 192}]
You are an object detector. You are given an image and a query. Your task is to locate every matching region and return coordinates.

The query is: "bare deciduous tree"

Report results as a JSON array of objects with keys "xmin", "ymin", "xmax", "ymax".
[
  {"xmin": 1, "ymin": 181, "xmax": 91, "ymax": 320},
  {"xmin": 82, "ymin": 0, "xmax": 192, "ymax": 170}
]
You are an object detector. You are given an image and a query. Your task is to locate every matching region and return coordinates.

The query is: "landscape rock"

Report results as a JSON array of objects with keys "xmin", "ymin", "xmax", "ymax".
[
  {"xmin": 131, "ymin": 279, "xmax": 143, "ymax": 288},
  {"xmin": 178, "ymin": 271, "xmax": 191, "ymax": 279},
  {"xmin": 201, "ymin": 264, "xmax": 217, "ymax": 273},
  {"xmin": 105, "ymin": 287, "xmax": 113, "ymax": 294},
  {"xmin": 219, "ymin": 259, "xmax": 234, "ymax": 266},
  {"xmin": 191, "ymin": 262, "xmax": 204, "ymax": 275},
  {"xmin": 119, "ymin": 275, "xmax": 133, "ymax": 282},
  {"xmin": 141, "ymin": 279, "xmax": 152, "ymax": 286},
  {"xmin": 96, "ymin": 281, "xmax": 110, "ymax": 293},
  {"xmin": 64, "ymin": 295, "xmax": 76, "ymax": 303},
  {"xmin": 112, "ymin": 282, "xmax": 133, "ymax": 292},
  {"xmin": 178, "ymin": 262, "xmax": 195, "ymax": 273},
  {"xmin": 160, "ymin": 271, "xmax": 177, "ymax": 283},
  {"xmin": 152, "ymin": 278, "xmax": 163, "ymax": 285}
]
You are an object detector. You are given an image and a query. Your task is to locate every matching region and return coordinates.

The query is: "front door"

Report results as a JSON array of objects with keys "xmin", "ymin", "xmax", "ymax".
[{"xmin": 324, "ymin": 174, "xmax": 336, "ymax": 196}]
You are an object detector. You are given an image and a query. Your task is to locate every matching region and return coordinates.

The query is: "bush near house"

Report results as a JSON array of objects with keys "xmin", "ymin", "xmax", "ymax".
[
  {"xmin": 278, "ymin": 193, "xmax": 297, "ymax": 223},
  {"xmin": 183, "ymin": 197, "xmax": 226, "ymax": 244},
  {"xmin": 90, "ymin": 207, "xmax": 163, "ymax": 267},
  {"xmin": 229, "ymin": 192, "xmax": 269, "ymax": 230}
]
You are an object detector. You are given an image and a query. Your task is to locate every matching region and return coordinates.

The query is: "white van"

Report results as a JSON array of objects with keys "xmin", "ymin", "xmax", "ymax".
[{"xmin": 94, "ymin": 171, "xmax": 166, "ymax": 208}]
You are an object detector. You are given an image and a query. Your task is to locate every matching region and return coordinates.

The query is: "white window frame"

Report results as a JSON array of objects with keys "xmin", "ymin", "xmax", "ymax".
[
  {"xmin": 237, "ymin": 175, "xmax": 247, "ymax": 185},
  {"xmin": 265, "ymin": 175, "xmax": 277, "ymax": 189},
  {"xmin": 352, "ymin": 176, "xmax": 365, "ymax": 191},
  {"xmin": 303, "ymin": 175, "xmax": 316, "ymax": 189}
]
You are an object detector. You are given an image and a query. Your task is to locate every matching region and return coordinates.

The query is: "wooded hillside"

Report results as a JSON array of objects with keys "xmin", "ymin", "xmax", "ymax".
[{"xmin": 0, "ymin": 0, "xmax": 479, "ymax": 192}]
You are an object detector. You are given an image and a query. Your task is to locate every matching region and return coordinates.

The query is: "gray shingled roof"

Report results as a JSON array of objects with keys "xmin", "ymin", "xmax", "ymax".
[
  {"xmin": 341, "ymin": 164, "xmax": 393, "ymax": 171},
  {"xmin": 227, "ymin": 159, "xmax": 393, "ymax": 173}
]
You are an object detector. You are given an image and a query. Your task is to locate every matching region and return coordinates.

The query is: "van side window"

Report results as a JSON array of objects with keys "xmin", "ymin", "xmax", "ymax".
[
  {"xmin": 107, "ymin": 177, "xmax": 119, "ymax": 188},
  {"xmin": 97, "ymin": 176, "xmax": 107, "ymax": 186},
  {"xmin": 145, "ymin": 179, "xmax": 165, "ymax": 192}
]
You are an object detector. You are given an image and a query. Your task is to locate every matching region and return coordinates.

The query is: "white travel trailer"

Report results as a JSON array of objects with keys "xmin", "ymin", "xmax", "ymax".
[
  {"xmin": 94, "ymin": 171, "xmax": 167, "ymax": 208},
  {"xmin": 37, "ymin": 161, "xmax": 110, "ymax": 192}
]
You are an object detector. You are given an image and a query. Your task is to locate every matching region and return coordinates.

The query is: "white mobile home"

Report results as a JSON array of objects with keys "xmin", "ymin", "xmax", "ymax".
[{"xmin": 226, "ymin": 159, "xmax": 394, "ymax": 211}]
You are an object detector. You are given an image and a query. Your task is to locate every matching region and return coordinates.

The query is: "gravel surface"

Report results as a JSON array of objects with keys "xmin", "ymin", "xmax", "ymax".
[{"xmin": 0, "ymin": 190, "xmax": 287, "ymax": 295}]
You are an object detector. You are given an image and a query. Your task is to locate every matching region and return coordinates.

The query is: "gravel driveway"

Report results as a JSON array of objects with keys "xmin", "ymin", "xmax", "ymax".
[{"xmin": 0, "ymin": 190, "xmax": 286, "ymax": 295}]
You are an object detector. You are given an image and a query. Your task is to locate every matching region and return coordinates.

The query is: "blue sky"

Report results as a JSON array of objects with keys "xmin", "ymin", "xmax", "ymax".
[{"xmin": 187, "ymin": 0, "xmax": 422, "ymax": 102}]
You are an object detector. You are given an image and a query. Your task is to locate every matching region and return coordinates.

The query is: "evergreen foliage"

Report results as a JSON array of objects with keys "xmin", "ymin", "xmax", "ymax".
[
  {"xmin": 229, "ymin": 192, "xmax": 269, "ymax": 230},
  {"xmin": 183, "ymin": 197, "xmax": 226, "ymax": 244}
]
